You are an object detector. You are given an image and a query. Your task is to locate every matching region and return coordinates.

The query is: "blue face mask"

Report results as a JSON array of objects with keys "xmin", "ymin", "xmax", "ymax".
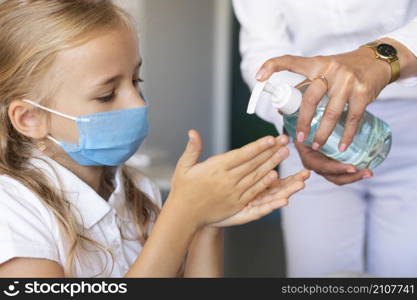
[{"xmin": 23, "ymin": 99, "xmax": 149, "ymax": 166}]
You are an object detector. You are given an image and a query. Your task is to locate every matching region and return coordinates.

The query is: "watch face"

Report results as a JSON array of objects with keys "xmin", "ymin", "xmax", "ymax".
[{"xmin": 376, "ymin": 43, "xmax": 397, "ymax": 58}]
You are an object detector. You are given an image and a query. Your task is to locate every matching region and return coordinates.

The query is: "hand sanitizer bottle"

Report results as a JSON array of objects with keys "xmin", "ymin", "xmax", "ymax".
[{"xmin": 247, "ymin": 80, "xmax": 392, "ymax": 170}]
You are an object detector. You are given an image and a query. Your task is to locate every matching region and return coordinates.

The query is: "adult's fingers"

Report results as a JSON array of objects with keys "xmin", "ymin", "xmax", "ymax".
[
  {"xmin": 338, "ymin": 92, "xmax": 370, "ymax": 152},
  {"xmin": 296, "ymin": 79, "xmax": 328, "ymax": 143},
  {"xmin": 312, "ymin": 77, "xmax": 351, "ymax": 150},
  {"xmin": 256, "ymin": 55, "xmax": 317, "ymax": 81},
  {"xmin": 295, "ymin": 142, "xmax": 357, "ymax": 175},
  {"xmin": 324, "ymin": 169, "xmax": 373, "ymax": 186}
]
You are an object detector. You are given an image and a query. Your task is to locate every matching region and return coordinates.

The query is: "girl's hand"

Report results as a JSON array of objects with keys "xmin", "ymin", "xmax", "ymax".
[
  {"xmin": 209, "ymin": 169, "xmax": 310, "ymax": 227},
  {"xmin": 255, "ymin": 38, "xmax": 416, "ymax": 153},
  {"xmin": 166, "ymin": 130, "xmax": 291, "ymax": 230}
]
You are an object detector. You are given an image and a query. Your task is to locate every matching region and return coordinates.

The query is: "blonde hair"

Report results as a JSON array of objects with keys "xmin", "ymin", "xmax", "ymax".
[{"xmin": 0, "ymin": 0, "xmax": 160, "ymax": 277}]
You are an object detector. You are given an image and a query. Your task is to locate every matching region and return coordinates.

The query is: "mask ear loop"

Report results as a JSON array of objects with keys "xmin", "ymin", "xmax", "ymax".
[
  {"xmin": 21, "ymin": 99, "xmax": 90, "ymax": 122},
  {"xmin": 21, "ymin": 99, "xmax": 83, "ymax": 148},
  {"xmin": 46, "ymin": 135, "xmax": 62, "ymax": 146}
]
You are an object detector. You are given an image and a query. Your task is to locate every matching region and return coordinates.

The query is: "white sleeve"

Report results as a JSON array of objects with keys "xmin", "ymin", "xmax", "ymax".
[
  {"xmin": 0, "ymin": 186, "xmax": 60, "ymax": 265},
  {"xmin": 383, "ymin": 16, "xmax": 417, "ymax": 87},
  {"xmin": 232, "ymin": 0, "xmax": 306, "ymax": 132}
]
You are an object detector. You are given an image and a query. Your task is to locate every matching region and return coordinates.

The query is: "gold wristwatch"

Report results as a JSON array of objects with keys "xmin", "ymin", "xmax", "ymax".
[{"xmin": 361, "ymin": 42, "xmax": 400, "ymax": 83}]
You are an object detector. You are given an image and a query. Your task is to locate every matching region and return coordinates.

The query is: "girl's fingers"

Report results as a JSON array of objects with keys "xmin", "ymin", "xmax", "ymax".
[
  {"xmin": 176, "ymin": 129, "xmax": 203, "ymax": 170},
  {"xmin": 213, "ymin": 198, "xmax": 287, "ymax": 227},
  {"xmin": 280, "ymin": 169, "xmax": 311, "ymax": 185},
  {"xmin": 231, "ymin": 141, "xmax": 289, "ymax": 181},
  {"xmin": 239, "ymin": 170, "xmax": 278, "ymax": 204},
  {"xmin": 217, "ymin": 169, "xmax": 310, "ymax": 227},
  {"xmin": 252, "ymin": 179, "xmax": 306, "ymax": 206},
  {"xmin": 271, "ymin": 180, "xmax": 306, "ymax": 201},
  {"xmin": 251, "ymin": 169, "xmax": 310, "ymax": 206},
  {"xmin": 222, "ymin": 135, "xmax": 284, "ymax": 170},
  {"xmin": 247, "ymin": 199, "xmax": 288, "ymax": 221},
  {"xmin": 237, "ymin": 146, "xmax": 289, "ymax": 189}
]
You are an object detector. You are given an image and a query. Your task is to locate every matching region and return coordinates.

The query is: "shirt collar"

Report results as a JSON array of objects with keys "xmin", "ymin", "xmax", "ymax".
[{"xmin": 28, "ymin": 148, "xmax": 127, "ymax": 229}]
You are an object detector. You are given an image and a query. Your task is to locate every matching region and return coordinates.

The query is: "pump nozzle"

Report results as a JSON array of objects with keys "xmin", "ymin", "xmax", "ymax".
[{"xmin": 247, "ymin": 80, "xmax": 303, "ymax": 115}]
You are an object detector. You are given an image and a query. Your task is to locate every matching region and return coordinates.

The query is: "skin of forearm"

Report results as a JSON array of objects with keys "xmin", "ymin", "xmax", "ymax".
[
  {"xmin": 379, "ymin": 37, "xmax": 417, "ymax": 79},
  {"xmin": 124, "ymin": 198, "xmax": 200, "ymax": 277},
  {"xmin": 183, "ymin": 226, "xmax": 224, "ymax": 278}
]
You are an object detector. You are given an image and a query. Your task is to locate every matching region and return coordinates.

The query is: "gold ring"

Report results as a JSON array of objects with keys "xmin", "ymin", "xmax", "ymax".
[{"xmin": 313, "ymin": 74, "xmax": 328, "ymax": 90}]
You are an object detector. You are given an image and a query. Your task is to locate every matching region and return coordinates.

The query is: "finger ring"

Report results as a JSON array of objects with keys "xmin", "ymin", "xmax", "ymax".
[{"xmin": 313, "ymin": 74, "xmax": 328, "ymax": 90}]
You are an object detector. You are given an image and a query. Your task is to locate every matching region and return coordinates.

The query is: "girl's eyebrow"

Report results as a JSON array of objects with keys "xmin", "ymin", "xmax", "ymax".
[{"xmin": 93, "ymin": 59, "xmax": 143, "ymax": 88}]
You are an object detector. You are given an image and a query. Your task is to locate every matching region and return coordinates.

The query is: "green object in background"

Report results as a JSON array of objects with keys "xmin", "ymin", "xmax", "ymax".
[
  {"xmin": 230, "ymin": 15, "xmax": 280, "ymax": 223},
  {"xmin": 230, "ymin": 16, "xmax": 278, "ymax": 149},
  {"xmin": 225, "ymin": 13, "xmax": 287, "ymax": 278}
]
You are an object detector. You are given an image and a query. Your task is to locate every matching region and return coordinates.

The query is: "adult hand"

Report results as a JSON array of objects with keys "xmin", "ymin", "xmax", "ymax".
[
  {"xmin": 256, "ymin": 38, "xmax": 416, "ymax": 152},
  {"xmin": 294, "ymin": 141, "xmax": 372, "ymax": 186}
]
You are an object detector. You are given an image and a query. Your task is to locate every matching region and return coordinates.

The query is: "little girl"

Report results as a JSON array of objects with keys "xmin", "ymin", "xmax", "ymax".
[{"xmin": 0, "ymin": 0, "xmax": 309, "ymax": 277}]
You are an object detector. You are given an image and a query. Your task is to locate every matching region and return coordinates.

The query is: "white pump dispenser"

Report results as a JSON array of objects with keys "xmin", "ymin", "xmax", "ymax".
[{"xmin": 247, "ymin": 81, "xmax": 302, "ymax": 115}]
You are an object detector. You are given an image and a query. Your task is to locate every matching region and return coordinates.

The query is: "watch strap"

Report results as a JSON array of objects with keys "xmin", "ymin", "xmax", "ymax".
[{"xmin": 361, "ymin": 42, "xmax": 400, "ymax": 83}]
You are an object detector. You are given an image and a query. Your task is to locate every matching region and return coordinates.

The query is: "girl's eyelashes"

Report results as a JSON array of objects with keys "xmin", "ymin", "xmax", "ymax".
[
  {"xmin": 95, "ymin": 78, "xmax": 144, "ymax": 103},
  {"xmin": 96, "ymin": 90, "xmax": 115, "ymax": 103},
  {"xmin": 133, "ymin": 77, "xmax": 144, "ymax": 86}
]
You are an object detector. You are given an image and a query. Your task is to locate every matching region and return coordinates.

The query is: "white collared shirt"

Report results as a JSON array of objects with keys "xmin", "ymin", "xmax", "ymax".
[
  {"xmin": 0, "ymin": 150, "xmax": 162, "ymax": 277},
  {"xmin": 233, "ymin": 0, "xmax": 417, "ymax": 132}
]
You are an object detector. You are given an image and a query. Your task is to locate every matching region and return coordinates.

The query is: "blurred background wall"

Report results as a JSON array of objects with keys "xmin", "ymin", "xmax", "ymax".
[{"xmin": 115, "ymin": 0, "xmax": 285, "ymax": 277}]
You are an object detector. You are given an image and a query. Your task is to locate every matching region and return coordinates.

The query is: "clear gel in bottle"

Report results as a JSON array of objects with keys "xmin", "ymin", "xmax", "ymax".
[{"xmin": 247, "ymin": 80, "xmax": 392, "ymax": 170}]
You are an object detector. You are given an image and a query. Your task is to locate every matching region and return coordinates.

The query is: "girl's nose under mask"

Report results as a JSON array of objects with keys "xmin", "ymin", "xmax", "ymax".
[{"xmin": 23, "ymin": 99, "xmax": 149, "ymax": 166}]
